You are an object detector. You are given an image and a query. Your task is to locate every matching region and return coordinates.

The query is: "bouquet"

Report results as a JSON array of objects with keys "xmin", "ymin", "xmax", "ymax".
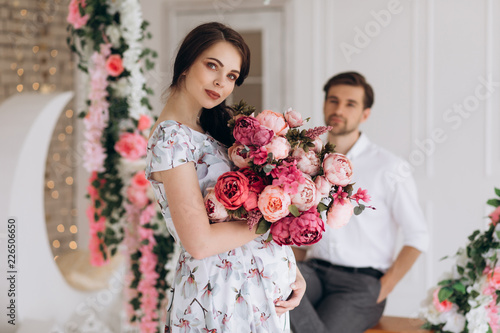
[
  {"xmin": 420, "ymin": 188, "xmax": 500, "ymax": 333},
  {"xmin": 204, "ymin": 101, "xmax": 373, "ymax": 246}
]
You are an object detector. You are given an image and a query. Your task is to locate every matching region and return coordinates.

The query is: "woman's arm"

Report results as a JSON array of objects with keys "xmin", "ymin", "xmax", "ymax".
[{"xmin": 153, "ymin": 161, "xmax": 259, "ymax": 260}]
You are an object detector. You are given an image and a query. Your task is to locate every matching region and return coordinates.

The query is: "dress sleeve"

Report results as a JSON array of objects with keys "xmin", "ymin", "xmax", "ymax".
[{"xmin": 146, "ymin": 123, "xmax": 197, "ymax": 179}]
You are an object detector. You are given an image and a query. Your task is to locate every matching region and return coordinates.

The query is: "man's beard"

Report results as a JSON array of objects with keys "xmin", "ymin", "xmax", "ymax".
[{"xmin": 326, "ymin": 116, "xmax": 356, "ymax": 136}]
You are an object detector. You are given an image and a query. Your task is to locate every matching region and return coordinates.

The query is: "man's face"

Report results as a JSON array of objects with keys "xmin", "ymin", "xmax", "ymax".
[{"xmin": 323, "ymin": 84, "xmax": 371, "ymax": 136}]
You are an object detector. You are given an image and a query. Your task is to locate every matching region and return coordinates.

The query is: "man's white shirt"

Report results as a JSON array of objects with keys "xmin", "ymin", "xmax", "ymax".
[{"xmin": 306, "ymin": 133, "xmax": 430, "ymax": 272}]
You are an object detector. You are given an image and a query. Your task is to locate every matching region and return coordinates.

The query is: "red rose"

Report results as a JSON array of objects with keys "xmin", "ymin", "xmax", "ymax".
[
  {"xmin": 289, "ymin": 211, "xmax": 325, "ymax": 246},
  {"xmin": 214, "ymin": 171, "xmax": 250, "ymax": 210},
  {"xmin": 270, "ymin": 216, "xmax": 294, "ymax": 246},
  {"xmin": 239, "ymin": 168, "xmax": 268, "ymax": 193}
]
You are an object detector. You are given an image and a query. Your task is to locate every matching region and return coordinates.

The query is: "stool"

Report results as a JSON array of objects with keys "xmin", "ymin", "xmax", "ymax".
[{"xmin": 364, "ymin": 316, "xmax": 433, "ymax": 333}]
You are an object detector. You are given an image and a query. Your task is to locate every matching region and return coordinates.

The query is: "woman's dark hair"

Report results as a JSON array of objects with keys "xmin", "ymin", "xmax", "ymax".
[
  {"xmin": 323, "ymin": 71, "xmax": 374, "ymax": 109},
  {"xmin": 170, "ymin": 22, "xmax": 251, "ymax": 146}
]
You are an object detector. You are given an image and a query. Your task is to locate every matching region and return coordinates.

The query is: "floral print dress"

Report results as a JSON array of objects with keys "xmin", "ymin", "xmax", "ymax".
[{"xmin": 145, "ymin": 120, "xmax": 296, "ymax": 333}]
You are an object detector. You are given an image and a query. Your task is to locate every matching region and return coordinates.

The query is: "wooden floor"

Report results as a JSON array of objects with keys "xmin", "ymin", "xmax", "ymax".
[{"xmin": 364, "ymin": 316, "xmax": 434, "ymax": 333}]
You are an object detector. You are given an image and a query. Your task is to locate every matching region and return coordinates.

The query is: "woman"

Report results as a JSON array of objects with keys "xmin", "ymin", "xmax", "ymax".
[{"xmin": 146, "ymin": 22, "xmax": 305, "ymax": 332}]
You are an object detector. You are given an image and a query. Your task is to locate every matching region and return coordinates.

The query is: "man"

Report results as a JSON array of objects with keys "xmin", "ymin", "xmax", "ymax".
[{"xmin": 290, "ymin": 72, "xmax": 429, "ymax": 333}]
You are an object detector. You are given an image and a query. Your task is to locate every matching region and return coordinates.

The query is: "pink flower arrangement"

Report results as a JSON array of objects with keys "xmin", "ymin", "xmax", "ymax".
[
  {"xmin": 67, "ymin": 0, "xmax": 89, "ymax": 29},
  {"xmin": 203, "ymin": 103, "xmax": 373, "ymax": 246},
  {"xmin": 114, "ymin": 132, "xmax": 148, "ymax": 160},
  {"xmin": 432, "ymin": 288, "xmax": 453, "ymax": 312},
  {"xmin": 138, "ymin": 114, "xmax": 152, "ymax": 131}
]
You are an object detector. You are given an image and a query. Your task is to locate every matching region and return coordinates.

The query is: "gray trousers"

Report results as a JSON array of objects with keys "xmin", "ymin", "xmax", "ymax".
[{"xmin": 290, "ymin": 260, "xmax": 386, "ymax": 333}]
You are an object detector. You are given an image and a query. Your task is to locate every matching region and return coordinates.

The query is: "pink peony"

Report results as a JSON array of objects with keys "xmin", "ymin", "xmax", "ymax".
[
  {"xmin": 332, "ymin": 186, "xmax": 349, "ymax": 206},
  {"xmin": 264, "ymin": 136, "xmax": 291, "ymax": 160},
  {"xmin": 323, "ymin": 153, "xmax": 353, "ymax": 186},
  {"xmin": 351, "ymin": 188, "xmax": 371, "ymax": 204},
  {"xmin": 326, "ymin": 200, "xmax": 354, "ymax": 229},
  {"xmin": 288, "ymin": 210, "xmax": 325, "ymax": 246},
  {"xmin": 271, "ymin": 161, "xmax": 305, "ymax": 195},
  {"xmin": 292, "ymin": 147, "xmax": 321, "ymax": 176},
  {"xmin": 138, "ymin": 114, "xmax": 152, "ymax": 131},
  {"xmin": 290, "ymin": 175, "xmax": 317, "ymax": 211},
  {"xmin": 432, "ymin": 288, "xmax": 453, "ymax": 312},
  {"xmin": 258, "ymin": 185, "xmax": 291, "ymax": 222},
  {"xmin": 131, "ymin": 171, "xmax": 149, "ymax": 189},
  {"xmin": 67, "ymin": 0, "xmax": 89, "ymax": 29},
  {"xmin": 233, "ymin": 116, "xmax": 273, "ymax": 146},
  {"xmin": 114, "ymin": 132, "xmax": 148, "ymax": 160},
  {"xmin": 228, "ymin": 144, "xmax": 251, "ymax": 168},
  {"xmin": 314, "ymin": 175, "xmax": 332, "ymax": 197},
  {"xmin": 249, "ymin": 146, "xmax": 269, "ymax": 165},
  {"xmin": 270, "ymin": 216, "xmax": 294, "ymax": 246},
  {"xmin": 312, "ymin": 137, "xmax": 323, "ymax": 153},
  {"xmin": 214, "ymin": 171, "xmax": 249, "ymax": 210},
  {"xmin": 256, "ymin": 110, "xmax": 289, "ymax": 136},
  {"xmin": 487, "ymin": 267, "xmax": 500, "ymax": 289},
  {"xmin": 127, "ymin": 186, "xmax": 149, "ymax": 208},
  {"xmin": 284, "ymin": 108, "xmax": 304, "ymax": 128},
  {"xmin": 489, "ymin": 206, "xmax": 500, "ymax": 226},
  {"xmin": 204, "ymin": 188, "xmax": 229, "ymax": 222},
  {"xmin": 105, "ymin": 54, "xmax": 124, "ymax": 77}
]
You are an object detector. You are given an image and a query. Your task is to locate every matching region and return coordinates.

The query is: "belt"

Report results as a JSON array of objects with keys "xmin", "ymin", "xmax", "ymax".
[{"xmin": 310, "ymin": 259, "xmax": 384, "ymax": 279}]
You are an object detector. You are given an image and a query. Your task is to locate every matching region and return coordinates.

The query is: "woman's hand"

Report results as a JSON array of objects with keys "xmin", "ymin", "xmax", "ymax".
[{"xmin": 275, "ymin": 266, "xmax": 306, "ymax": 316}]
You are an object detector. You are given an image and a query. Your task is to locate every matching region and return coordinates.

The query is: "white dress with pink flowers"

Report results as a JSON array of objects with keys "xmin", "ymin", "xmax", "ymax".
[{"xmin": 145, "ymin": 120, "xmax": 296, "ymax": 333}]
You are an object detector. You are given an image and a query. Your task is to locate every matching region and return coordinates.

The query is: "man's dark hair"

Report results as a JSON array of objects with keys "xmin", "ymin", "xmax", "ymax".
[{"xmin": 323, "ymin": 72, "xmax": 374, "ymax": 109}]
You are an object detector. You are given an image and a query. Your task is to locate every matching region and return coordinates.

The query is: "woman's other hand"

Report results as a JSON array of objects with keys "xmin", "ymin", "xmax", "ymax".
[{"xmin": 275, "ymin": 266, "xmax": 306, "ymax": 316}]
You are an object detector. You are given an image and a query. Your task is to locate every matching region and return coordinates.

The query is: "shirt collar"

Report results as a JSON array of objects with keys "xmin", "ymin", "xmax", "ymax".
[{"xmin": 346, "ymin": 132, "xmax": 370, "ymax": 160}]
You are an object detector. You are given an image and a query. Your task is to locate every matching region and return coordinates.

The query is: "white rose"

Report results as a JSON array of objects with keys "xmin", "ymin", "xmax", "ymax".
[{"xmin": 106, "ymin": 24, "xmax": 122, "ymax": 48}]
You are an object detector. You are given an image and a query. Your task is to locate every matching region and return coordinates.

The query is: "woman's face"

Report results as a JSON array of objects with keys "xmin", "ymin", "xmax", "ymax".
[{"xmin": 183, "ymin": 41, "xmax": 242, "ymax": 109}]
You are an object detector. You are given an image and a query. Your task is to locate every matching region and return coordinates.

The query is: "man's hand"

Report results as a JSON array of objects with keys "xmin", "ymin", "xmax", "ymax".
[
  {"xmin": 376, "ymin": 246, "xmax": 421, "ymax": 304},
  {"xmin": 275, "ymin": 266, "xmax": 306, "ymax": 316}
]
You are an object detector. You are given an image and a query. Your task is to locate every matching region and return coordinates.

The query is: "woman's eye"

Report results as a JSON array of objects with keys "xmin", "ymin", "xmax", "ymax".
[
  {"xmin": 207, "ymin": 62, "xmax": 217, "ymax": 70},
  {"xmin": 228, "ymin": 74, "xmax": 238, "ymax": 81}
]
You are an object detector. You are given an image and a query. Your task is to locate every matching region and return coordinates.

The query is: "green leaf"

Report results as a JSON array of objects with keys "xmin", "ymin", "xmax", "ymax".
[
  {"xmin": 288, "ymin": 205, "xmax": 300, "ymax": 217},
  {"xmin": 496, "ymin": 231, "xmax": 500, "ymax": 240},
  {"xmin": 456, "ymin": 265, "xmax": 464, "ymax": 275},
  {"xmin": 438, "ymin": 287, "xmax": 453, "ymax": 302},
  {"xmin": 263, "ymin": 164, "xmax": 275, "ymax": 174},
  {"xmin": 487, "ymin": 199, "xmax": 500, "ymax": 207},
  {"xmin": 353, "ymin": 205, "xmax": 364, "ymax": 215},
  {"xmin": 255, "ymin": 220, "xmax": 271, "ymax": 234},
  {"xmin": 495, "ymin": 187, "xmax": 500, "ymax": 197},
  {"xmin": 452, "ymin": 282, "xmax": 466, "ymax": 293},
  {"xmin": 317, "ymin": 202, "xmax": 329, "ymax": 213}
]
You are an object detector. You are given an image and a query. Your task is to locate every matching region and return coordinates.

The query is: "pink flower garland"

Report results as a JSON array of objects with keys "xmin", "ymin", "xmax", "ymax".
[
  {"xmin": 86, "ymin": 171, "xmax": 109, "ymax": 266},
  {"xmin": 138, "ymin": 203, "xmax": 160, "ymax": 332},
  {"xmin": 83, "ymin": 43, "xmax": 111, "ymax": 173}
]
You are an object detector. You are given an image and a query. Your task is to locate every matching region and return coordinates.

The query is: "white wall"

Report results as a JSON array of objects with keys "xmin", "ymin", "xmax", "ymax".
[{"xmin": 140, "ymin": 0, "xmax": 500, "ymax": 317}]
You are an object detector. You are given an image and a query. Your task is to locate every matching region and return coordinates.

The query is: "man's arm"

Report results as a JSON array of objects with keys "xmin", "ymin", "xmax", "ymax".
[{"xmin": 377, "ymin": 245, "xmax": 421, "ymax": 303}]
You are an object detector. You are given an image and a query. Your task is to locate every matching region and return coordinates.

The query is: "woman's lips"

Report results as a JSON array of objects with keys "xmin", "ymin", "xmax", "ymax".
[{"xmin": 205, "ymin": 89, "xmax": 220, "ymax": 100}]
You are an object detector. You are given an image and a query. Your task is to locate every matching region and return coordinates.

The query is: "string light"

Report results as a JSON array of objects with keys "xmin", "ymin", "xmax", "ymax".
[
  {"xmin": 65, "ymin": 109, "xmax": 74, "ymax": 118},
  {"xmin": 16, "ymin": 84, "xmax": 23, "ymax": 92},
  {"xmin": 20, "ymin": 9, "xmax": 27, "ymax": 16},
  {"xmin": 58, "ymin": 133, "xmax": 66, "ymax": 141},
  {"xmin": 33, "ymin": 82, "xmax": 40, "ymax": 90},
  {"xmin": 65, "ymin": 125, "xmax": 73, "ymax": 134},
  {"xmin": 69, "ymin": 241, "xmax": 77, "ymax": 250},
  {"xmin": 32, "ymin": 45, "xmax": 39, "ymax": 54},
  {"xmin": 52, "ymin": 240, "xmax": 60, "ymax": 248},
  {"xmin": 57, "ymin": 224, "xmax": 65, "ymax": 232},
  {"xmin": 47, "ymin": 180, "xmax": 55, "ymax": 189},
  {"xmin": 65, "ymin": 177, "xmax": 73, "ymax": 185},
  {"xmin": 49, "ymin": 67, "xmax": 57, "ymax": 75},
  {"xmin": 51, "ymin": 50, "xmax": 58, "ymax": 57},
  {"xmin": 17, "ymin": 68, "xmax": 24, "ymax": 76},
  {"xmin": 51, "ymin": 191, "xmax": 59, "ymax": 199},
  {"xmin": 70, "ymin": 225, "xmax": 78, "ymax": 234}
]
